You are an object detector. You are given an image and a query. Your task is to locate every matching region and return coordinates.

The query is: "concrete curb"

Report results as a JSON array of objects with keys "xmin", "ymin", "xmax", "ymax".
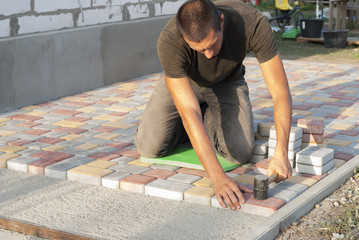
[{"xmin": 241, "ymin": 155, "xmax": 359, "ymax": 240}]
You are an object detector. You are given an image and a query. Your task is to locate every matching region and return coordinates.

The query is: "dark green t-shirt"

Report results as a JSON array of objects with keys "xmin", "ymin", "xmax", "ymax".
[{"xmin": 157, "ymin": 0, "xmax": 278, "ymax": 87}]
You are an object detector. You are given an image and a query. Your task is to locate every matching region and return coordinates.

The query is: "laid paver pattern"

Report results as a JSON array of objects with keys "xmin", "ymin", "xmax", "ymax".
[{"xmin": 0, "ymin": 58, "xmax": 358, "ymax": 217}]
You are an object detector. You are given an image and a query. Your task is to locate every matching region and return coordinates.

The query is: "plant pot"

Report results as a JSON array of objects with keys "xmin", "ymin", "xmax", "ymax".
[
  {"xmin": 322, "ymin": 30, "xmax": 348, "ymax": 48},
  {"xmin": 300, "ymin": 19, "xmax": 324, "ymax": 38}
]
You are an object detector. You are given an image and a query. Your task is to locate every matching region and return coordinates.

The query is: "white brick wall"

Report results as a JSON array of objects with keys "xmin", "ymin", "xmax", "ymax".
[
  {"xmin": 18, "ymin": 13, "xmax": 73, "ymax": 35},
  {"xmin": 0, "ymin": 0, "xmax": 31, "ymax": 16},
  {"xmin": 35, "ymin": 0, "xmax": 92, "ymax": 13},
  {"xmin": 127, "ymin": 4, "xmax": 150, "ymax": 20},
  {"xmin": 155, "ymin": 0, "xmax": 185, "ymax": 16},
  {"xmin": 77, "ymin": 6, "xmax": 123, "ymax": 27},
  {"xmin": 0, "ymin": 19, "xmax": 10, "ymax": 38},
  {"xmin": 92, "ymin": 0, "xmax": 138, "ymax": 7}
]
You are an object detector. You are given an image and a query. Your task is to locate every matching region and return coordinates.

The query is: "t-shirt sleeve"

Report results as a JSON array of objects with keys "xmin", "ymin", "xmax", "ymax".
[
  {"xmin": 248, "ymin": 14, "xmax": 278, "ymax": 63},
  {"xmin": 157, "ymin": 30, "xmax": 189, "ymax": 78}
]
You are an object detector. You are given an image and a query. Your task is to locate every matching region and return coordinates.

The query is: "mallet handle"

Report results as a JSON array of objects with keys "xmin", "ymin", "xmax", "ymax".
[{"xmin": 268, "ymin": 173, "xmax": 279, "ymax": 184}]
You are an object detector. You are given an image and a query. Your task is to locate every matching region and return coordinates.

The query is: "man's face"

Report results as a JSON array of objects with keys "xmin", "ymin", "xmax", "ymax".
[{"xmin": 184, "ymin": 15, "xmax": 225, "ymax": 59}]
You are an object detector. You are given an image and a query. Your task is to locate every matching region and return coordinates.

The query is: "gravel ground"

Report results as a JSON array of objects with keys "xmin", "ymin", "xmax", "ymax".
[{"xmin": 276, "ymin": 173, "xmax": 359, "ymax": 240}]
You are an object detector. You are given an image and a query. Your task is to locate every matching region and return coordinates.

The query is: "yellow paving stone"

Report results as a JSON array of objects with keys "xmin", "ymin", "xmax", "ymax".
[
  {"xmin": 334, "ymin": 159, "xmax": 346, "ymax": 168},
  {"xmin": 94, "ymin": 133, "xmax": 121, "ymax": 140},
  {"xmin": 61, "ymin": 134, "xmax": 82, "ymax": 141},
  {"xmin": 104, "ymin": 105, "xmax": 136, "ymax": 112},
  {"xmin": 0, "ymin": 154, "xmax": 20, "ymax": 168},
  {"xmin": 61, "ymin": 96, "xmax": 88, "ymax": 101},
  {"xmin": 234, "ymin": 174, "xmax": 255, "ymax": 185},
  {"xmin": 0, "ymin": 118, "xmax": 9, "ymax": 123},
  {"xmin": 0, "ymin": 130, "xmax": 16, "ymax": 137},
  {"xmin": 0, "ymin": 145, "xmax": 27, "ymax": 153},
  {"xmin": 76, "ymin": 143, "xmax": 99, "ymax": 150},
  {"xmin": 21, "ymin": 105, "xmax": 41, "ymax": 111},
  {"xmin": 327, "ymin": 138, "xmax": 352, "ymax": 147},
  {"xmin": 253, "ymin": 114, "xmax": 269, "ymax": 120},
  {"xmin": 141, "ymin": 93, "xmax": 152, "ymax": 98},
  {"xmin": 330, "ymin": 124, "xmax": 355, "ymax": 131},
  {"xmin": 292, "ymin": 110, "xmax": 314, "ymax": 116},
  {"xmin": 42, "ymin": 145, "xmax": 67, "ymax": 152},
  {"xmin": 184, "ymin": 186, "xmax": 215, "ymax": 205},
  {"xmin": 102, "ymin": 121, "xmax": 137, "ymax": 129},
  {"xmin": 339, "ymin": 110, "xmax": 359, "ymax": 117},
  {"xmin": 292, "ymin": 97, "xmax": 306, "ymax": 103},
  {"xmin": 77, "ymin": 106, "xmax": 99, "ymax": 113},
  {"xmin": 68, "ymin": 165, "xmax": 113, "ymax": 177},
  {"xmin": 251, "ymin": 99, "xmax": 273, "ymax": 107},
  {"xmin": 26, "ymin": 110, "xmax": 47, "ymax": 116},
  {"xmin": 127, "ymin": 159, "xmax": 154, "ymax": 167},
  {"xmin": 302, "ymin": 92, "xmax": 315, "ymax": 96},
  {"xmin": 310, "ymin": 96, "xmax": 339, "ymax": 103},
  {"xmin": 102, "ymin": 97, "xmax": 130, "ymax": 103},
  {"xmin": 302, "ymin": 138, "xmax": 328, "ymax": 148},
  {"xmin": 53, "ymin": 120, "xmax": 86, "ymax": 128},
  {"xmin": 302, "ymin": 116, "xmax": 326, "ymax": 121},
  {"xmin": 93, "ymin": 115, "xmax": 123, "ymax": 122},
  {"xmin": 136, "ymin": 105, "xmax": 146, "ymax": 110},
  {"xmin": 193, "ymin": 177, "xmax": 213, "ymax": 187},
  {"xmin": 338, "ymin": 89, "xmax": 357, "ymax": 94},
  {"xmin": 86, "ymin": 160, "xmax": 117, "ymax": 169},
  {"xmin": 286, "ymin": 176, "xmax": 318, "ymax": 187}
]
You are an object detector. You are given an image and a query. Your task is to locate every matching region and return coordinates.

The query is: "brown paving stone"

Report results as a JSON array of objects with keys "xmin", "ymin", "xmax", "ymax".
[
  {"xmin": 65, "ymin": 116, "xmax": 91, "ymax": 122},
  {"xmin": 300, "ymin": 172, "xmax": 328, "ymax": 181},
  {"xmin": 51, "ymin": 109, "xmax": 82, "ymax": 116},
  {"xmin": 8, "ymin": 139, "xmax": 34, "ymax": 146},
  {"xmin": 229, "ymin": 167, "xmax": 252, "ymax": 175},
  {"xmin": 297, "ymin": 119, "xmax": 324, "ymax": 134},
  {"xmin": 254, "ymin": 158, "xmax": 271, "ymax": 169},
  {"xmin": 16, "ymin": 122, "xmax": 42, "ymax": 128},
  {"xmin": 120, "ymin": 174, "xmax": 157, "ymax": 193},
  {"xmin": 286, "ymin": 175, "xmax": 318, "ymax": 187},
  {"xmin": 340, "ymin": 130, "xmax": 359, "ymax": 136},
  {"xmin": 10, "ymin": 114, "xmax": 42, "ymax": 122},
  {"xmin": 31, "ymin": 151, "xmax": 73, "ymax": 162},
  {"xmin": 28, "ymin": 159, "xmax": 58, "ymax": 174},
  {"xmin": 334, "ymin": 152, "xmax": 354, "ymax": 161},
  {"xmin": 37, "ymin": 137, "xmax": 64, "ymax": 145},
  {"xmin": 142, "ymin": 169, "xmax": 177, "ymax": 179},
  {"xmin": 96, "ymin": 100, "xmax": 116, "ymax": 105},
  {"xmin": 302, "ymin": 133, "xmax": 324, "ymax": 143},
  {"xmin": 241, "ymin": 193, "xmax": 286, "ymax": 216},
  {"xmin": 23, "ymin": 129, "xmax": 50, "ymax": 136},
  {"xmin": 93, "ymin": 126, "xmax": 118, "ymax": 133},
  {"xmin": 117, "ymin": 149, "xmax": 140, "ymax": 159},
  {"xmin": 104, "ymin": 141, "xmax": 133, "ymax": 149},
  {"xmin": 53, "ymin": 127, "xmax": 88, "ymax": 134},
  {"xmin": 88, "ymin": 152, "xmax": 121, "ymax": 161},
  {"xmin": 109, "ymin": 112, "xmax": 128, "ymax": 117},
  {"xmin": 176, "ymin": 168, "xmax": 209, "ymax": 178}
]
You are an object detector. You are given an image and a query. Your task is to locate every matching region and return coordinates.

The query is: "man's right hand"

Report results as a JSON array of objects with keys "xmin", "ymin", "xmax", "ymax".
[{"xmin": 213, "ymin": 174, "xmax": 253, "ymax": 210}]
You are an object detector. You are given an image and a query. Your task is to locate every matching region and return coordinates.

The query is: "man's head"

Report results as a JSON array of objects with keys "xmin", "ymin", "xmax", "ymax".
[{"xmin": 176, "ymin": 0, "xmax": 224, "ymax": 59}]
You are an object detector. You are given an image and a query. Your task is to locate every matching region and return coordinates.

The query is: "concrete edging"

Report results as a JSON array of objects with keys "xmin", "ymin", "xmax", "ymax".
[{"xmin": 241, "ymin": 155, "xmax": 359, "ymax": 240}]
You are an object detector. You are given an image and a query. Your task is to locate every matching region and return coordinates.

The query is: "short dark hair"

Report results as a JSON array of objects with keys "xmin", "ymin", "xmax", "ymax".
[{"xmin": 176, "ymin": 0, "xmax": 221, "ymax": 42}]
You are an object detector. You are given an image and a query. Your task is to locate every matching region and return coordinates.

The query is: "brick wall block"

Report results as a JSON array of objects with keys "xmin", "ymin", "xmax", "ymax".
[
  {"xmin": 155, "ymin": 0, "xmax": 186, "ymax": 16},
  {"xmin": 0, "ymin": 0, "xmax": 31, "ymax": 16},
  {"xmin": 77, "ymin": 6, "xmax": 123, "ymax": 27},
  {"xmin": 127, "ymin": 4, "xmax": 150, "ymax": 20},
  {"xmin": 18, "ymin": 14, "xmax": 73, "ymax": 35},
  {"xmin": 35, "ymin": 0, "xmax": 92, "ymax": 13},
  {"xmin": 0, "ymin": 19, "xmax": 10, "ymax": 38}
]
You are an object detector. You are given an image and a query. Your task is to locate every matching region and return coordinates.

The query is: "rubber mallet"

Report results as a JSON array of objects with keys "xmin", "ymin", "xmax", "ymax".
[{"xmin": 254, "ymin": 173, "xmax": 278, "ymax": 200}]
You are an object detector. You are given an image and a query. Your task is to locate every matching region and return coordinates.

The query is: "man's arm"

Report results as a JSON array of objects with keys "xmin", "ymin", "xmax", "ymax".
[
  {"xmin": 259, "ymin": 54, "xmax": 292, "ymax": 182},
  {"xmin": 165, "ymin": 75, "xmax": 251, "ymax": 210}
]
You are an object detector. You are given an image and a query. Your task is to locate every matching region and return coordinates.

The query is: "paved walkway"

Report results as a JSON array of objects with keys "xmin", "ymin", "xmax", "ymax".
[{"xmin": 0, "ymin": 57, "xmax": 358, "ymax": 239}]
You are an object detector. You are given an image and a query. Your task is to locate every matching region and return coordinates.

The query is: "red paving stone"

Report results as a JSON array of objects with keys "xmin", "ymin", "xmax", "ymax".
[
  {"xmin": 229, "ymin": 167, "xmax": 252, "ymax": 175},
  {"xmin": 117, "ymin": 149, "xmax": 141, "ymax": 159},
  {"xmin": 28, "ymin": 159, "xmax": 58, "ymax": 174},
  {"xmin": 340, "ymin": 130, "xmax": 359, "ymax": 136},
  {"xmin": 53, "ymin": 127, "xmax": 88, "ymax": 134},
  {"xmin": 8, "ymin": 139, "xmax": 34, "ymax": 146},
  {"xmin": 93, "ymin": 126, "xmax": 118, "ymax": 133},
  {"xmin": 51, "ymin": 109, "xmax": 82, "ymax": 116},
  {"xmin": 31, "ymin": 151, "xmax": 73, "ymax": 161},
  {"xmin": 104, "ymin": 141, "xmax": 133, "ymax": 149},
  {"xmin": 243, "ymin": 193, "xmax": 285, "ymax": 211},
  {"xmin": 325, "ymin": 114, "xmax": 348, "ymax": 120},
  {"xmin": 334, "ymin": 152, "xmax": 354, "ymax": 161},
  {"xmin": 37, "ymin": 137, "xmax": 64, "ymax": 144},
  {"xmin": 23, "ymin": 129, "xmax": 50, "ymax": 136},
  {"xmin": 142, "ymin": 169, "xmax": 177, "ymax": 179},
  {"xmin": 10, "ymin": 114, "xmax": 42, "ymax": 122},
  {"xmin": 302, "ymin": 133, "xmax": 324, "ymax": 143},
  {"xmin": 254, "ymin": 158, "xmax": 271, "ymax": 169},
  {"xmin": 297, "ymin": 119, "xmax": 324, "ymax": 134},
  {"xmin": 64, "ymin": 101, "xmax": 93, "ymax": 107},
  {"xmin": 88, "ymin": 152, "xmax": 121, "ymax": 161},
  {"xmin": 16, "ymin": 122, "xmax": 42, "ymax": 128},
  {"xmin": 176, "ymin": 168, "xmax": 209, "ymax": 178},
  {"xmin": 65, "ymin": 116, "xmax": 91, "ymax": 122},
  {"xmin": 300, "ymin": 173, "xmax": 329, "ymax": 181},
  {"xmin": 120, "ymin": 174, "xmax": 156, "ymax": 185},
  {"xmin": 109, "ymin": 112, "xmax": 128, "ymax": 117}
]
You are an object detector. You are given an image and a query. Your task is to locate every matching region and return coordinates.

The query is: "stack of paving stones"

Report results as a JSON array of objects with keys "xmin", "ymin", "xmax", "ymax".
[
  {"xmin": 0, "ymin": 58, "xmax": 358, "ymax": 218},
  {"xmin": 268, "ymin": 126, "xmax": 303, "ymax": 168},
  {"xmin": 297, "ymin": 119, "xmax": 327, "ymax": 148},
  {"xmin": 295, "ymin": 146, "xmax": 335, "ymax": 175}
]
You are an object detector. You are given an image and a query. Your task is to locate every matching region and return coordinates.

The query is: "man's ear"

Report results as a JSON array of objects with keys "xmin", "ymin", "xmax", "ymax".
[{"xmin": 220, "ymin": 14, "xmax": 225, "ymax": 29}]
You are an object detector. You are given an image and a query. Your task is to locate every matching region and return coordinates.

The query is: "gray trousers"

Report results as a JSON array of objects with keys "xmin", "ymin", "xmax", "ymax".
[{"xmin": 134, "ymin": 75, "xmax": 255, "ymax": 164}]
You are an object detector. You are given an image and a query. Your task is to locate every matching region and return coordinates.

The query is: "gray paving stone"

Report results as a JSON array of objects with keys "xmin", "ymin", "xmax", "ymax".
[
  {"xmin": 16, "ymin": 148, "xmax": 40, "ymax": 156},
  {"xmin": 253, "ymin": 140, "xmax": 268, "ymax": 155},
  {"xmin": 109, "ymin": 164, "xmax": 150, "ymax": 174},
  {"xmin": 270, "ymin": 126, "xmax": 303, "ymax": 142},
  {"xmin": 268, "ymin": 186, "xmax": 298, "ymax": 203},
  {"xmin": 102, "ymin": 171, "xmax": 131, "ymax": 189},
  {"xmin": 249, "ymin": 154, "xmax": 266, "ymax": 164},
  {"xmin": 274, "ymin": 181, "xmax": 308, "ymax": 195},
  {"xmin": 23, "ymin": 142, "xmax": 50, "ymax": 149},
  {"xmin": 16, "ymin": 134, "xmax": 44, "ymax": 141},
  {"xmin": 42, "ymin": 132, "xmax": 67, "ymax": 138},
  {"xmin": 34, "ymin": 124, "xmax": 59, "ymax": 130},
  {"xmin": 0, "ymin": 137, "xmax": 19, "ymax": 144},
  {"xmin": 296, "ymin": 160, "xmax": 334, "ymax": 175},
  {"xmin": 63, "ymin": 156, "xmax": 94, "ymax": 165},
  {"xmin": 269, "ymin": 137, "xmax": 302, "ymax": 151},
  {"xmin": 268, "ymin": 146, "xmax": 301, "ymax": 160},
  {"xmin": 45, "ymin": 161, "xmax": 82, "ymax": 179},
  {"xmin": 63, "ymin": 148, "xmax": 99, "ymax": 157},
  {"xmin": 145, "ymin": 179, "xmax": 192, "ymax": 201},
  {"xmin": 296, "ymin": 146, "xmax": 334, "ymax": 166},
  {"xmin": 111, "ymin": 156, "xmax": 136, "ymax": 163},
  {"xmin": 6, "ymin": 156, "xmax": 41, "ymax": 172},
  {"xmin": 57, "ymin": 140, "xmax": 84, "ymax": 147},
  {"xmin": 167, "ymin": 173, "xmax": 202, "ymax": 184},
  {"xmin": 150, "ymin": 164, "xmax": 180, "ymax": 171}
]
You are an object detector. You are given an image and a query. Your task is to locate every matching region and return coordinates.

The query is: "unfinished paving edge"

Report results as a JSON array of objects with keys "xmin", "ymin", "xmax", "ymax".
[{"xmin": 240, "ymin": 155, "xmax": 359, "ymax": 240}]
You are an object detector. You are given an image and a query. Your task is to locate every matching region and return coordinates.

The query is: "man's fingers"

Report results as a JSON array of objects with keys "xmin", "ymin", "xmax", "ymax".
[
  {"xmin": 216, "ymin": 195, "xmax": 227, "ymax": 209},
  {"xmin": 222, "ymin": 193, "xmax": 236, "ymax": 210},
  {"xmin": 237, "ymin": 183, "xmax": 253, "ymax": 194}
]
